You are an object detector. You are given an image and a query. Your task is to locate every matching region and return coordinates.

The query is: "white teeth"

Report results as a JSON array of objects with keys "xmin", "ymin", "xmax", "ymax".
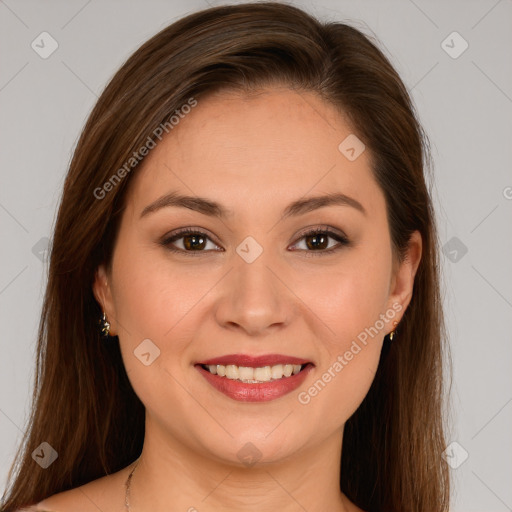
[
  {"xmin": 271, "ymin": 364, "xmax": 283, "ymax": 379},
  {"xmin": 253, "ymin": 366, "xmax": 272, "ymax": 381},
  {"xmin": 238, "ymin": 366, "xmax": 254, "ymax": 380},
  {"xmin": 203, "ymin": 363, "xmax": 306, "ymax": 382},
  {"xmin": 225, "ymin": 364, "xmax": 238, "ymax": 379}
]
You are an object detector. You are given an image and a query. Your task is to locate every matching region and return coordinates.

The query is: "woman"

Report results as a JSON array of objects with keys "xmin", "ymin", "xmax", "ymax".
[{"xmin": 1, "ymin": 2, "xmax": 451, "ymax": 511}]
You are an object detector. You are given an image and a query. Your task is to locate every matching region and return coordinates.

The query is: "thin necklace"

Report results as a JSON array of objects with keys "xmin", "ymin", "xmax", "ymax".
[{"xmin": 124, "ymin": 457, "xmax": 141, "ymax": 512}]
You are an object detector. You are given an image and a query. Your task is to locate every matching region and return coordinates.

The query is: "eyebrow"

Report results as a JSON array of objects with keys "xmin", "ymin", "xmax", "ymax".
[{"xmin": 140, "ymin": 191, "xmax": 367, "ymax": 219}]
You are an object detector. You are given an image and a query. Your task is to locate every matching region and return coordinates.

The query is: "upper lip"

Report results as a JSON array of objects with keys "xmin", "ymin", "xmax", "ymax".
[{"xmin": 196, "ymin": 353, "xmax": 313, "ymax": 367}]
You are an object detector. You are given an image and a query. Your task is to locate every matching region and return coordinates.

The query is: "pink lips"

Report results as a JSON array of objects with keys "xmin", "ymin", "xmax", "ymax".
[
  {"xmin": 196, "ymin": 353, "xmax": 312, "ymax": 367},
  {"xmin": 194, "ymin": 353, "xmax": 314, "ymax": 402}
]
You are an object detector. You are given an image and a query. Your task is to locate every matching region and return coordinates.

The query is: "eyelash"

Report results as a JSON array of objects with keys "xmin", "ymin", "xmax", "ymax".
[{"xmin": 160, "ymin": 226, "xmax": 350, "ymax": 257}]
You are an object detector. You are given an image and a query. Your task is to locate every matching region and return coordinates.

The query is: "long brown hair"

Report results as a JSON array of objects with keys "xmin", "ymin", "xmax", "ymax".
[{"xmin": 1, "ymin": 3, "xmax": 451, "ymax": 511}]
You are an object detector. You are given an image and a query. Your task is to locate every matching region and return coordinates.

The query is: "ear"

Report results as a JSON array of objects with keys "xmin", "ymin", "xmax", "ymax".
[
  {"xmin": 386, "ymin": 230, "xmax": 422, "ymax": 333},
  {"xmin": 92, "ymin": 263, "xmax": 117, "ymax": 336}
]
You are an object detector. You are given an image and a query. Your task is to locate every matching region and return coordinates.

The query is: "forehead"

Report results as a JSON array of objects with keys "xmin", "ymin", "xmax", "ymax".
[{"xmin": 124, "ymin": 88, "xmax": 384, "ymax": 221}]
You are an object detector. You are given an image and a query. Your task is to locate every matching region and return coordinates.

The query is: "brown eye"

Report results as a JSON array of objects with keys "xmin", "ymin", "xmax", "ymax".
[
  {"xmin": 304, "ymin": 232, "xmax": 330, "ymax": 250},
  {"xmin": 161, "ymin": 228, "xmax": 221, "ymax": 254},
  {"xmin": 182, "ymin": 232, "xmax": 207, "ymax": 250},
  {"xmin": 290, "ymin": 227, "xmax": 350, "ymax": 256},
  {"xmin": 161, "ymin": 226, "xmax": 349, "ymax": 257}
]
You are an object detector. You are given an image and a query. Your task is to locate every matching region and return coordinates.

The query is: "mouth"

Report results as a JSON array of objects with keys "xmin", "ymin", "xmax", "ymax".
[
  {"xmin": 194, "ymin": 354, "xmax": 315, "ymax": 402},
  {"xmin": 197, "ymin": 362, "xmax": 311, "ymax": 383}
]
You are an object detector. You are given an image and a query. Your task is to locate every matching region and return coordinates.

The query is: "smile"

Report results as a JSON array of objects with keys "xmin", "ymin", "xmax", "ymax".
[
  {"xmin": 195, "ymin": 362, "xmax": 314, "ymax": 402},
  {"xmin": 202, "ymin": 363, "xmax": 304, "ymax": 383}
]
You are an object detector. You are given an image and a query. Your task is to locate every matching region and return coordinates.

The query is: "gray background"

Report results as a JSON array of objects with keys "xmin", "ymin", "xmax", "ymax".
[{"xmin": 0, "ymin": 0, "xmax": 511, "ymax": 510}]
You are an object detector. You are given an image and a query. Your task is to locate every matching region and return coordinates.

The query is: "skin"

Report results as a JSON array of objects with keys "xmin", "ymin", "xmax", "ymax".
[{"xmin": 38, "ymin": 87, "xmax": 421, "ymax": 512}]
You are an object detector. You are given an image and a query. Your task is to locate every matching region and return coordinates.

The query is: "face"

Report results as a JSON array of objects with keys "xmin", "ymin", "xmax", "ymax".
[{"xmin": 93, "ymin": 87, "xmax": 421, "ymax": 467}]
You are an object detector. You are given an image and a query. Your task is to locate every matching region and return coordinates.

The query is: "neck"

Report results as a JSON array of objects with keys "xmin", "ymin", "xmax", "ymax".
[{"xmin": 127, "ymin": 417, "xmax": 350, "ymax": 512}]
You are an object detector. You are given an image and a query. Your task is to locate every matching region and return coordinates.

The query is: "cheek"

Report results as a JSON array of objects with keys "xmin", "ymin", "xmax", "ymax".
[
  {"xmin": 109, "ymin": 243, "xmax": 195, "ymax": 409},
  {"xmin": 110, "ymin": 238, "xmax": 225, "ymax": 382},
  {"xmin": 292, "ymin": 251, "xmax": 389, "ymax": 419},
  {"xmin": 294, "ymin": 250, "xmax": 391, "ymax": 349},
  {"xmin": 111, "ymin": 236, "xmax": 199, "ymax": 339},
  {"xmin": 297, "ymin": 268, "xmax": 386, "ymax": 420},
  {"xmin": 302, "ymin": 345, "xmax": 382, "ymax": 431}
]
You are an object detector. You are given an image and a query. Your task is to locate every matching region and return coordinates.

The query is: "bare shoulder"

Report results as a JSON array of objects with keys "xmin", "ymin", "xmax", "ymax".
[{"xmin": 30, "ymin": 465, "xmax": 130, "ymax": 512}]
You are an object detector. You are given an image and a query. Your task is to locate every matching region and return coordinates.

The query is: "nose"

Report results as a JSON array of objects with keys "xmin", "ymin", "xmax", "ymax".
[{"xmin": 214, "ymin": 251, "xmax": 295, "ymax": 337}]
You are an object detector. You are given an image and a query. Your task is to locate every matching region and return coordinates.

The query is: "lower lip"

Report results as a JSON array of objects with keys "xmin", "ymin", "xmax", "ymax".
[{"xmin": 195, "ymin": 364, "xmax": 314, "ymax": 402}]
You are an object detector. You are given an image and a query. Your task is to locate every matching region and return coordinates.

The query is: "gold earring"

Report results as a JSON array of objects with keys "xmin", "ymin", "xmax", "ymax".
[
  {"xmin": 99, "ymin": 311, "xmax": 111, "ymax": 337},
  {"xmin": 389, "ymin": 321, "xmax": 398, "ymax": 341}
]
